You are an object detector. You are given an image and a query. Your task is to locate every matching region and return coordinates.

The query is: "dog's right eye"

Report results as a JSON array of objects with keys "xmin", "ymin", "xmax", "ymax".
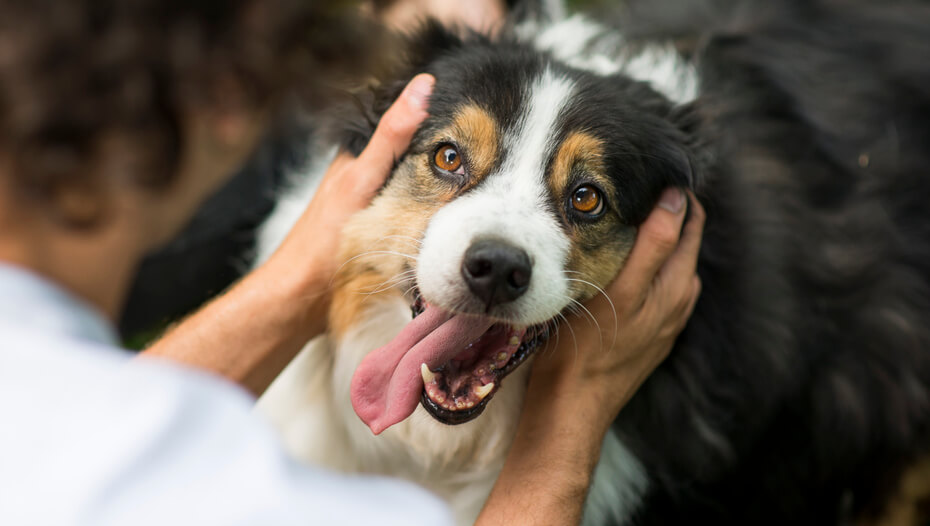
[
  {"xmin": 433, "ymin": 144, "xmax": 464, "ymax": 174},
  {"xmin": 571, "ymin": 184, "xmax": 604, "ymax": 216}
]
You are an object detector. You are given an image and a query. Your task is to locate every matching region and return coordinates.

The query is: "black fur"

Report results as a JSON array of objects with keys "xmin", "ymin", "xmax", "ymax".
[
  {"xmin": 324, "ymin": 1, "xmax": 930, "ymax": 523},
  {"xmin": 623, "ymin": 2, "xmax": 930, "ymax": 523}
]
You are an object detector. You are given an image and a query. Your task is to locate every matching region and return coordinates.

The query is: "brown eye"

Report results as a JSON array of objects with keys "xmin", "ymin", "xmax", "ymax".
[
  {"xmin": 571, "ymin": 185, "xmax": 604, "ymax": 215},
  {"xmin": 434, "ymin": 144, "xmax": 462, "ymax": 172}
]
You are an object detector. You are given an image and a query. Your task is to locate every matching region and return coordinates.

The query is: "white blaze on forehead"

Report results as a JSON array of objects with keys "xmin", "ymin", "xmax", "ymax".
[
  {"xmin": 416, "ymin": 68, "xmax": 576, "ymax": 326},
  {"xmin": 530, "ymin": 14, "xmax": 699, "ymax": 104},
  {"xmin": 502, "ymin": 68, "xmax": 576, "ymax": 181}
]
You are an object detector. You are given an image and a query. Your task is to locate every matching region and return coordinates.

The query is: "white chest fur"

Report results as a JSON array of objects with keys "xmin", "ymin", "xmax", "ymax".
[{"xmin": 257, "ymin": 292, "xmax": 529, "ymax": 524}]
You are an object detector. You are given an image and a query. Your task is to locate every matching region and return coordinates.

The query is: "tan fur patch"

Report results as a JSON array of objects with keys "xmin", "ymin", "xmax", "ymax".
[
  {"xmin": 328, "ymin": 161, "xmax": 446, "ymax": 338},
  {"xmin": 548, "ymin": 131, "xmax": 608, "ymax": 202},
  {"xmin": 548, "ymin": 131, "xmax": 632, "ymax": 300},
  {"xmin": 564, "ymin": 226, "xmax": 636, "ymax": 301},
  {"xmin": 433, "ymin": 104, "xmax": 500, "ymax": 187},
  {"xmin": 859, "ymin": 457, "xmax": 930, "ymax": 526}
]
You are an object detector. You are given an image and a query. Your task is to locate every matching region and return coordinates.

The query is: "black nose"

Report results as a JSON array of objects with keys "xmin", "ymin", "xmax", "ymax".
[{"xmin": 461, "ymin": 239, "xmax": 532, "ymax": 309}]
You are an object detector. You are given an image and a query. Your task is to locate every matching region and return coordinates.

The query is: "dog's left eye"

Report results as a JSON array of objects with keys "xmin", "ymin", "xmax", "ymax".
[
  {"xmin": 433, "ymin": 144, "xmax": 464, "ymax": 173},
  {"xmin": 571, "ymin": 185, "xmax": 604, "ymax": 216}
]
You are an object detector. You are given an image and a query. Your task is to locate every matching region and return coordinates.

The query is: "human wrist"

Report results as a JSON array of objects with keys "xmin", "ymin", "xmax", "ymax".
[
  {"xmin": 526, "ymin": 356, "xmax": 634, "ymax": 435},
  {"xmin": 526, "ymin": 377, "xmax": 614, "ymax": 443},
  {"xmin": 252, "ymin": 252, "xmax": 331, "ymax": 341},
  {"xmin": 490, "ymin": 384, "xmax": 609, "ymax": 524}
]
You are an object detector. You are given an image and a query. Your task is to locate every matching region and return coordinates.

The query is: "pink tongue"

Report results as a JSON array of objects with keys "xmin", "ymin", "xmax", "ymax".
[{"xmin": 350, "ymin": 305, "xmax": 494, "ymax": 434}]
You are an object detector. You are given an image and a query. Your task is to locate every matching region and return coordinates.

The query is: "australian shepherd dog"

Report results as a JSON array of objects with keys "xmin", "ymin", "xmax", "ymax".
[{"xmin": 253, "ymin": 1, "xmax": 930, "ymax": 524}]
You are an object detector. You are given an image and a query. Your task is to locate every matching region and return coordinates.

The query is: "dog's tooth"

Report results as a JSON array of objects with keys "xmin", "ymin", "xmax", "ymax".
[
  {"xmin": 474, "ymin": 382, "xmax": 494, "ymax": 400},
  {"xmin": 496, "ymin": 351, "xmax": 508, "ymax": 361},
  {"xmin": 420, "ymin": 363, "xmax": 436, "ymax": 384},
  {"xmin": 508, "ymin": 336, "xmax": 520, "ymax": 346}
]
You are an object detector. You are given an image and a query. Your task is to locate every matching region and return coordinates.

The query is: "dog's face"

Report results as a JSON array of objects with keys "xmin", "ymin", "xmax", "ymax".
[{"xmin": 334, "ymin": 27, "xmax": 697, "ymax": 432}]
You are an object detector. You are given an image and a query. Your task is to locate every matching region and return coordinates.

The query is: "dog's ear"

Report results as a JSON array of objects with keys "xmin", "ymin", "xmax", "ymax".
[
  {"xmin": 617, "ymin": 98, "xmax": 708, "ymax": 225},
  {"xmin": 321, "ymin": 20, "xmax": 465, "ymax": 157},
  {"xmin": 615, "ymin": 108, "xmax": 703, "ymax": 225},
  {"xmin": 661, "ymin": 103, "xmax": 704, "ymax": 191},
  {"xmin": 632, "ymin": 130, "xmax": 700, "ymax": 224}
]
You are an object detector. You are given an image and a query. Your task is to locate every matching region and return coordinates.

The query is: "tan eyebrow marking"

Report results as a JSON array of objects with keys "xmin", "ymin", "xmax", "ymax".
[
  {"xmin": 548, "ymin": 131, "xmax": 611, "ymax": 202},
  {"xmin": 437, "ymin": 104, "xmax": 500, "ymax": 183}
]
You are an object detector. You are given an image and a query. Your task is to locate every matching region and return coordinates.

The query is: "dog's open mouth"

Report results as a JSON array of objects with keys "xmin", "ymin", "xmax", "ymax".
[
  {"xmin": 410, "ymin": 294, "xmax": 550, "ymax": 425},
  {"xmin": 349, "ymin": 290, "xmax": 551, "ymax": 434}
]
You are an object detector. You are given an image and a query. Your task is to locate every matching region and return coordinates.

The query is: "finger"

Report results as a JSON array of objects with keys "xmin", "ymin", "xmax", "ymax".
[
  {"xmin": 355, "ymin": 74, "xmax": 435, "ymax": 184},
  {"xmin": 687, "ymin": 275, "xmax": 702, "ymax": 315},
  {"xmin": 612, "ymin": 187, "xmax": 688, "ymax": 305},
  {"xmin": 327, "ymin": 151, "xmax": 356, "ymax": 173},
  {"xmin": 655, "ymin": 192, "xmax": 706, "ymax": 293},
  {"xmin": 673, "ymin": 275, "xmax": 702, "ymax": 333}
]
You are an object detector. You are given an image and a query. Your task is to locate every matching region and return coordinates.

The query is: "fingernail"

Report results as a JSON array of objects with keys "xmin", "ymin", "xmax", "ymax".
[
  {"xmin": 405, "ymin": 74, "xmax": 435, "ymax": 111},
  {"xmin": 658, "ymin": 188, "xmax": 685, "ymax": 214}
]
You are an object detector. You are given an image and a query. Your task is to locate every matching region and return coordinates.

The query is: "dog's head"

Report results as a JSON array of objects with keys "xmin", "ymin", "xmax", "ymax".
[{"xmin": 328, "ymin": 15, "xmax": 701, "ymax": 434}]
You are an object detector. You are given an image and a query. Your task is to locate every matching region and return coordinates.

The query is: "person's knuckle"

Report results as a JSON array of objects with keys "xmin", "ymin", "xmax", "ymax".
[
  {"xmin": 691, "ymin": 201, "xmax": 707, "ymax": 226},
  {"xmin": 644, "ymin": 224, "xmax": 678, "ymax": 252},
  {"xmin": 691, "ymin": 275, "xmax": 703, "ymax": 296},
  {"xmin": 379, "ymin": 116, "xmax": 407, "ymax": 141}
]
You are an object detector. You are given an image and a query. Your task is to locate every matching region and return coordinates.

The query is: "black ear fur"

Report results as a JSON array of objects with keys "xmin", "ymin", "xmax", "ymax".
[
  {"xmin": 624, "ymin": 129, "xmax": 700, "ymax": 224},
  {"xmin": 619, "ymin": 101, "xmax": 704, "ymax": 225},
  {"xmin": 321, "ymin": 20, "xmax": 466, "ymax": 157}
]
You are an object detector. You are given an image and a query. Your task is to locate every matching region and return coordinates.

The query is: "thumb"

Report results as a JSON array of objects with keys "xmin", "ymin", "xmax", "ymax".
[{"xmin": 356, "ymin": 74, "xmax": 435, "ymax": 181}]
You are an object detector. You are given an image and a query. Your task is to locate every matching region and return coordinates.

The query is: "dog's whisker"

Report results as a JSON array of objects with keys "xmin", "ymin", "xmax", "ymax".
[
  {"xmin": 338, "ymin": 250, "xmax": 418, "ymax": 270},
  {"xmin": 563, "ymin": 276, "xmax": 619, "ymax": 352},
  {"xmin": 370, "ymin": 234, "xmax": 424, "ymax": 251},
  {"xmin": 360, "ymin": 272, "xmax": 418, "ymax": 296},
  {"xmin": 566, "ymin": 297, "xmax": 603, "ymax": 351},
  {"xmin": 376, "ymin": 234, "xmax": 424, "ymax": 246},
  {"xmin": 359, "ymin": 280, "xmax": 417, "ymax": 302},
  {"xmin": 329, "ymin": 250, "xmax": 417, "ymax": 287}
]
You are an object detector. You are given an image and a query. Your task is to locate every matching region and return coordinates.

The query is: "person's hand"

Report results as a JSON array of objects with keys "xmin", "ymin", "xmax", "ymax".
[
  {"xmin": 145, "ymin": 74, "xmax": 434, "ymax": 397},
  {"xmin": 375, "ymin": 0, "xmax": 506, "ymax": 34},
  {"xmin": 529, "ymin": 188, "xmax": 705, "ymax": 430},
  {"xmin": 264, "ymin": 74, "xmax": 435, "ymax": 297},
  {"xmin": 477, "ymin": 189, "xmax": 704, "ymax": 526}
]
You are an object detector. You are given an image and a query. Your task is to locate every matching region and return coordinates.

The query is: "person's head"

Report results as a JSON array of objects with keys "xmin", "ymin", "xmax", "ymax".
[
  {"xmin": 371, "ymin": 0, "xmax": 508, "ymax": 33},
  {"xmin": 0, "ymin": 0, "xmax": 375, "ymax": 249}
]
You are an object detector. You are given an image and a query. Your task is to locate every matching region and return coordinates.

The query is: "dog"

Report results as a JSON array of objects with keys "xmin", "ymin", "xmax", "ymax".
[{"xmin": 254, "ymin": 1, "xmax": 930, "ymax": 524}]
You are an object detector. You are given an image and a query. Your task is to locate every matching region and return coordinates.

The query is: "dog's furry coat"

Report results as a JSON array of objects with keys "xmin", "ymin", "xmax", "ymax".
[{"xmin": 255, "ymin": 1, "xmax": 930, "ymax": 524}]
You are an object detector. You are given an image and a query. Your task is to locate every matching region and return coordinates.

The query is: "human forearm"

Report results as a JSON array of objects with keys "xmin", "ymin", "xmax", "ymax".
[
  {"xmin": 142, "ymin": 257, "xmax": 328, "ymax": 396},
  {"xmin": 475, "ymin": 378, "xmax": 612, "ymax": 526}
]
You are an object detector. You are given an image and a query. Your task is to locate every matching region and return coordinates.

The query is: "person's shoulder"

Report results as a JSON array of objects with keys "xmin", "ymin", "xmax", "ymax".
[{"xmin": 0, "ymin": 327, "xmax": 453, "ymax": 526}]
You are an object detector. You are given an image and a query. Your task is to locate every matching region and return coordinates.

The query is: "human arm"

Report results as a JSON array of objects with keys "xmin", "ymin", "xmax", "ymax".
[
  {"xmin": 142, "ymin": 74, "xmax": 435, "ymax": 397},
  {"xmin": 476, "ymin": 189, "xmax": 706, "ymax": 525}
]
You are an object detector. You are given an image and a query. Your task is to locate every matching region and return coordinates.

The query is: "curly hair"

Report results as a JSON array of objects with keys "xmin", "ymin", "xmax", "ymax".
[{"xmin": 0, "ymin": 0, "xmax": 379, "ymax": 224}]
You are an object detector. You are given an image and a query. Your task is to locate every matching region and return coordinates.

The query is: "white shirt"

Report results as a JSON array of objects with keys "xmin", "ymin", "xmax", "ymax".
[{"xmin": 0, "ymin": 263, "xmax": 453, "ymax": 526}]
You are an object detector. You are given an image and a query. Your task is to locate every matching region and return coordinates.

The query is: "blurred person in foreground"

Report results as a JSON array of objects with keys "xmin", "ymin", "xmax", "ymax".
[{"xmin": 0, "ymin": 1, "xmax": 703, "ymax": 525}]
